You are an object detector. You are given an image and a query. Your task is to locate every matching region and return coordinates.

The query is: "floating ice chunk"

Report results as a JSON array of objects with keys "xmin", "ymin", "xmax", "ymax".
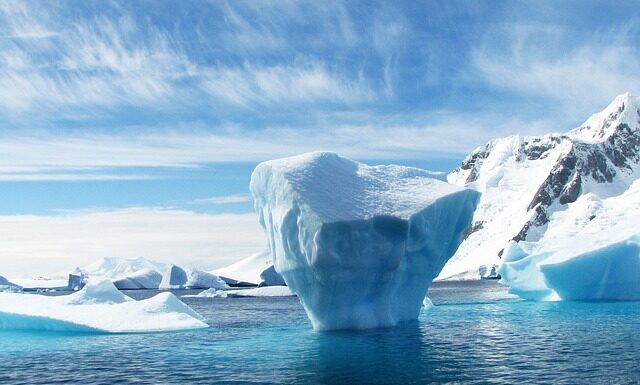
[
  {"xmin": 250, "ymin": 152, "xmax": 479, "ymax": 330},
  {"xmin": 226, "ymin": 286, "xmax": 294, "ymax": 297},
  {"xmin": 160, "ymin": 265, "xmax": 228, "ymax": 290},
  {"xmin": 183, "ymin": 289, "xmax": 229, "ymax": 298},
  {"xmin": 213, "ymin": 250, "xmax": 285, "ymax": 286},
  {"xmin": 0, "ymin": 280, "xmax": 208, "ymax": 333},
  {"xmin": 499, "ymin": 236, "xmax": 640, "ymax": 301},
  {"xmin": 539, "ymin": 238, "xmax": 640, "ymax": 300},
  {"xmin": 0, "ymin": 276, "xmax": 21, "ymax": 292}
]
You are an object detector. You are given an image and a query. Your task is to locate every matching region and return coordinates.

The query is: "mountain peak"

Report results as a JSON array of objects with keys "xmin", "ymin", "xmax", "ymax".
[{"xmin": 569, "ymin": 92, "xmax": 639, "ymax": 142}]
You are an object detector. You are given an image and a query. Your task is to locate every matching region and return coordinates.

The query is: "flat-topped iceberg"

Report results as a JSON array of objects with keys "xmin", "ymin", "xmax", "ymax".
[
  {"xmin": 250, "ymin": 152, "xmax": 479, "ymax": 330},
  {"xmin": 0, "ymin": 280, "xmax": 208, "ymax": 333}
]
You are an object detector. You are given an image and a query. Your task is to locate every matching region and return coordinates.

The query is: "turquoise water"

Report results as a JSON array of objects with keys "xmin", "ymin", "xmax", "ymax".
[{"xmin": 0, "ymin": 281, "xmax": 638, "ymax": 384}]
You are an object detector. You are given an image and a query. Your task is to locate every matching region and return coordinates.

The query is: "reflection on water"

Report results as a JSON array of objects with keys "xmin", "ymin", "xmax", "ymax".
[{"xmin": 0, "ymin": 281, "xmax": 638, "ymax": 384}]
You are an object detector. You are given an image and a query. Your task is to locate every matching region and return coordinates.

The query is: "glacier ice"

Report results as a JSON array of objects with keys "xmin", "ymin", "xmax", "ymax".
[
  {"xmin": 0, "ymin": 279, "xmax": 208, "ymax": 333},
  {"xmin": 159, "ymin": 265, "xmax": 228, "ymax": 290},
  {"xmin": 500, "ymin": 236, "xmax": 640, "ymax": 301},
  {"xmin": 498, "ymin": 176, "xmax": 640, "ymax": 300},
  {"xmin": 250, "ymin": 152, "xmax": 479, "ymax": 330},
  {"xmin": 212, "ymin": 250, "xmax": 285, "ymax": 286}
]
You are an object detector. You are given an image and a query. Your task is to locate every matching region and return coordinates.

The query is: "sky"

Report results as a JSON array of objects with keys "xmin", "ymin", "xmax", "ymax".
[{"xmin": 1, "ymin": 0, "xmax": 639, "ymax": 276}]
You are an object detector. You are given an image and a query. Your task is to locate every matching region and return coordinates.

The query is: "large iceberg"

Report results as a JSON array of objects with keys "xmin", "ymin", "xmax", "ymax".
[
  {"xmin": 159, "ymin": 265, "xmax": 228, "ymax": 290},
  {"xmin": 499, "ymin": 179, "xmax": 640, "ymax": 300},
  {"xmin": 0, "ymin": 280, "xmax": 208, "ymax": 333},
  {"xmin": 250, "ymin": 152, "xmax": 479, "ymax": 330},
  {"xmin": 212, "ymin": 250, "xmax": 285, "ymax": 287}
]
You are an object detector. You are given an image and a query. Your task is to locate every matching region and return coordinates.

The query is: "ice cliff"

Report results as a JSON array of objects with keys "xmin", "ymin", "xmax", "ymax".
[{"xmin": 250, "ymin": 152, "xmax": 479, "ymax": 330}]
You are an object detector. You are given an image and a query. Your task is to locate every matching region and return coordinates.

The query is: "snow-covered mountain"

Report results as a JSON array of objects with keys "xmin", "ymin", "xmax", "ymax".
[{"xmin": 440, "ymin": 92, "xmax": 640, "ymax": 280}]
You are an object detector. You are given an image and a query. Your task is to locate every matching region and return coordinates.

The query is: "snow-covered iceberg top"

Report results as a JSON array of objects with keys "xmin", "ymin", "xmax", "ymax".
[
  {"xmin": 212, "ymin": 250, "xmax": 285, "ymax": 286},
  {"xmin": 250, "ymin": 152, "xmax": 480, "ymax": 330},
  {"xmin": 0, "ymin": 280, "xmax": 208, "ymax": 333},
  {"xmin": 227, "ymin": 286, "xmax": 294, "ymax": 297}
]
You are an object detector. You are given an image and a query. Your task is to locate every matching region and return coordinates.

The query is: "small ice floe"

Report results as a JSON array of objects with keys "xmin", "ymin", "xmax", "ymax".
[{"xmin": 0, "ymin": 279, "xmax": 208, "ymax": 333}]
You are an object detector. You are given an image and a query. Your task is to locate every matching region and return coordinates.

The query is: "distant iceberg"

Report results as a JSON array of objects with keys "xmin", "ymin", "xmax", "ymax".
[
  {"xmin": 159, "ymin": 265, "xmax": 228, "ymax": 290},
  {"xmin": 0, "ymin": 276, "xmax": 22, "ymax": 292},
  {"xmin": 67, "ymin": 257, "xmax": 228, "ymax": 291},
  {"xmin": 250, "ymin": 152, "xmax": 479, "ymax": 330},
  {"xmin": 226, "ymin": 286, "xmax": 294, "ymax": 297},
  {"xmin": 212, "ymin": 250, "xmax": 285, "ymax": 287},
  {"xmin": 0, "ymin": 279, "xmax": 208, "ymax": 333}
]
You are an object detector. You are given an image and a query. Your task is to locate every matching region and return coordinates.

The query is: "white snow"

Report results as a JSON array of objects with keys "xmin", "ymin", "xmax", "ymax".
[
  {"xmin": 441, "ymin": 134, "xmax": 569, "ymax": 280},
  {"xmin": 442, "ymin": 93, "xmax": 640, "ymax": 282},
  {"xmin": 212, "ymin": 250, "xmax": 285, "ymax": 286},
  {"xmin": 251, "ymin": 152, "xmax": 479, "ymax": 330},
  {"xmin": 0, "ymin": 279, "xmax": 208, "ymax": 333},
  {"xmin": 9, "ymin": 277, "xmax": 68, "ymax": 290},
  {"xmin": 226, "ymin": 286, "xmax": 294, "ymax": 297},
  {"xmin": 159, "ymin": 265, "xmax": 228, "ymax": 290}
]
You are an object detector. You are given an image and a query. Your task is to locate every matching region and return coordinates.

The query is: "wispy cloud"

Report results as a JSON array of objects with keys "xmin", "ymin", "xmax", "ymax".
[
  {"xmin": 471, "ymin": 22, "xmax": 640, "ymax": 115},
  {"xmin": 191, "ymin": 194, "xmax": 252, "ymax": 205},
  {"xmin": 0, "ymin": 208, "xmax": 266, "ymax": 277}
]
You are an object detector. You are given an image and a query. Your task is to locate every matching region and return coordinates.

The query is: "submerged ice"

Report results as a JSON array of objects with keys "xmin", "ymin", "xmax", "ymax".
[
  {"xmin": 250, "ymin": 152, "xmax": 479, "ymax": 330},
  {"xmin": 0, "ymin": 280, "xmax": 208, "ymax": 333}
]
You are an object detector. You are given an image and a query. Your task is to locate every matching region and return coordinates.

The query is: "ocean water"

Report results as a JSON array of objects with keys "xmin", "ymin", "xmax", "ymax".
[{"xmin": 0, "ymin": 281, "xmax": 638, "ymax": 384}]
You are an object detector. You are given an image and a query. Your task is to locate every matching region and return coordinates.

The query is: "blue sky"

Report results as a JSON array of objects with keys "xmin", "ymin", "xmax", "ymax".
[{"xmin": 1, "ymin": 0, "xmax": 639, "ymax": 276}]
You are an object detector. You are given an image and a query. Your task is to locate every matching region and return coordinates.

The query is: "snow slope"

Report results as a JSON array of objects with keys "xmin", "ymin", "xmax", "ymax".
[
  {"xmin": 212, "ymin": 250, "xmax": 285, "ymax": 286},
  {"xmin": 442, "ymin": 93, "xmax": 640, "ymax": 282},
  {"xmin": 0, "ymin": 280, "xmax": 208, "ymax": 333},
  {"xmin": 251, "ymin": 152, "xmax": 479, "ymax": 330}
]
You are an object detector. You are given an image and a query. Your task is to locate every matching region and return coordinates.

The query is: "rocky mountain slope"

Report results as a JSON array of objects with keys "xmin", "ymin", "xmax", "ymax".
[{"xmin": 439, "ymin": 93, "xmax": 640, "ymax": 279}]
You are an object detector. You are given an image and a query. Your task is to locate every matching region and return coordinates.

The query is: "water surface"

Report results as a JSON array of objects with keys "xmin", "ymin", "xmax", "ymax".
[{"xmin": 0, "ymin": 281, "xmax": 638, "ymax": 384}]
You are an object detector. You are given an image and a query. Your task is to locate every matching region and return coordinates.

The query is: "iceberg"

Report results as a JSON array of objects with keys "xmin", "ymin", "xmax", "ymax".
[
  {"xmin": 499, "ymin": 178, "xmax": 640, "ymax": 301},
  {"xmin": 212, "ymin": 250, "xmax": 285, "ymax": 286},
  {"xmin": 183, "ymin": 288, "xmax": 229, "ymax": 298},
  {"xmin": 250, "ymin": 152, "xmax": 479, "ymax": 330},
  {"xmin": 0, "ymin": 279, "xmax": 208, "ymax": 333},
  {"xmin": 227, "ymin": 286, "xmax": 294, "ymax": 297},
  {"xmin": 0, "ymin": 276, "xmax": 22, "ymax": 292},
  {"xmin": 500, "ymin": 237, "xmax": 640, "ymax": 301},
  {"xmin": 159, "ymin": 265, "xmax": 228, "ymax": 290},
  {"xmin": 71, "ymin": 257, "xmax": 167, "ymax": 290}
]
